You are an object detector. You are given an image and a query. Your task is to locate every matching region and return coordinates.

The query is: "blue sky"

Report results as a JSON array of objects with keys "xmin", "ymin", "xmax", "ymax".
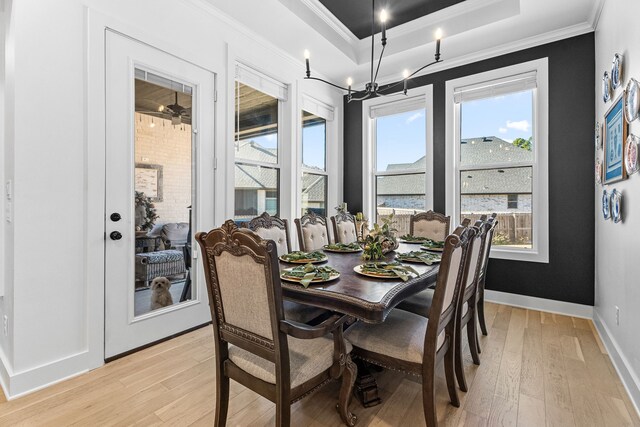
[
  {"xmin": 302, "ymin": 122, "xmax": 326, "ymax": 170},
  {"xmin": 375, "ymin": 90, "xmax": 533, "ymax": 171}
]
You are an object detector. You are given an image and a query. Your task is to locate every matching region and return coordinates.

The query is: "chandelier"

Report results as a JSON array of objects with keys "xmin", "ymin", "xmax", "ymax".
[{"xmin": 303, "ymin": 0, "xmax": 443, "ymax": 102}]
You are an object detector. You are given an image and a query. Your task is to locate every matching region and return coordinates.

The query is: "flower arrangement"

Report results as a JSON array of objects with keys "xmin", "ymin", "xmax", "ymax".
[
  {"xmin": 134, "ymin": 191, "xmax": 159, "ymax": 232},
  {"xmin": 360, "ymin": 214, "xmax": 399, "ymax": 261}
]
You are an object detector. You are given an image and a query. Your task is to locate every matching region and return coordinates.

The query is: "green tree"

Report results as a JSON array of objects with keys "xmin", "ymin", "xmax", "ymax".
[{"xmin": 512, "ymin": 136, "xmax": 532, "ymax": 151}]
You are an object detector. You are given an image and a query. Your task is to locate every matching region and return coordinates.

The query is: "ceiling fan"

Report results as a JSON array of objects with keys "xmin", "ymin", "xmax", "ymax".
[
  {"xmin": 136, "ymin": 91, "xmax": 191, "ymax": 125},
  {"xmin": 162, "ymin": 92, "xmax": 190, "ymax": 125}
]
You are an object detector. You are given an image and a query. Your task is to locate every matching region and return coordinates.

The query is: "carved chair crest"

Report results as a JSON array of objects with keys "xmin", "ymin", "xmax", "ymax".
[{"xmin": 248, "ymin": 211, "xmax": 287, "ymax": 231}]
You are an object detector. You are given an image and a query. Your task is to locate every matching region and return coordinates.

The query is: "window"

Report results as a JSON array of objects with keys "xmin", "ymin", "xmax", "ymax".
[
  {"xmin": 234, "ymin": 65, "xmax": 287, "ymax": 222},
  {"xmin": 446, "ymin": 59, "xmax": 549, "ymax": 263},
  {"xmin": 362, "ymin": 91, "xmax": 434, "ymax": 236},
  {"xmin": 301, "ymin": 110, "xmax": 327, "ymax": 216}
]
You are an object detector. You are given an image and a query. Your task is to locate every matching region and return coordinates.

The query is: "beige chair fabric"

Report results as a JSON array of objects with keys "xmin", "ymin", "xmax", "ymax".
[
  {"xmin": 335, "ymin": 221, "xmax": 358, "ymax": 244},
  {"xmin": 253, "ymin": 226, "xmax": 289, "ymax": 256},
  {"xmin": 229, "ymin": 335, "xmax": 353, "ymax": 388},
  {"xmin": 345, "ymin": 309, "xmax": 444, "ymax": 364},
  {"xmin": 214, "ymin": 251, "xmax": 273, "ymax": 340},
  {"xmin": 443, "ymin": 246, "xmax": 463, "ymax": 310},
  {"xmin": 412, "ymin": 219, "xmax": 448, "ymax": 241},
  {"xmin": 301, "ymin": 222, "xmax": 330, "ymax": 251},
  {"xmin": 464, "ymin": 234, "xmax": 483, "ymax": 290},
  {"xmin": 396, "ymin": 290, "xmax": 468, "ymax": 319}
]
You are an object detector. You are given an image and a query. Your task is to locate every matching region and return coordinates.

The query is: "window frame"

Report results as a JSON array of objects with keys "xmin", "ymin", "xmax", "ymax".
[
  {"xmin": 233, "ymin": 77, "xmax": 284, "ymax": 221},
  {"xmin": 299, "ymin": 96, "xmax": 332, "ymax": 217},
  {"xmin": 445, "ymin": 58, "xmax": 549, "ymax": 263},
  {"xmin": 362, "ymin": 86, "xmax": 434, "ymax": 223}
]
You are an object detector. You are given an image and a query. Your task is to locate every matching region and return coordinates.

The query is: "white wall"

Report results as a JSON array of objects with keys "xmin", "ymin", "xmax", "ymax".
[
  {"xmin": 594, "ymin": 0, "xmax": 640, "ymax": 411},
  {"xmin": 0, "ymin": 0, "xmax": 343, "ymax": 398}
]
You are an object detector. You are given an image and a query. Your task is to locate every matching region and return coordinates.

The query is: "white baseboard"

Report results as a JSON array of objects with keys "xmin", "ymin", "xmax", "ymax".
[
  {"xmin": 0, "ymin": 346, "xmax": 10, "ymax": 399},
  {"xmin": 484, "ymin": 290, "xmax": 594, "ymax": 318},
  {"xmin": 593, "ymin": 311, "xmax": 640, "ymax": 418},
  {"xmin": 1, "ymin": 351, "xmax": 89, "ymax": 400}
]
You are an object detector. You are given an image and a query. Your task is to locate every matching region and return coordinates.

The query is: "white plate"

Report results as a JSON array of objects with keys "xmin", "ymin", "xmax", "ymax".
[
  {"xmin": 625, "ymin": 134, "xmax": 639, "ymax": 175},
  {"xmin": 602, "ymin": 189, "xmax": 611, "ymax": 220},
  {"xmin": 611, "ymin": 189, "xmax": 622, "ymax": 223},
  {"xmin": 595, "ymin": 122, "xmax": 602, "ymax": 150},
  {"xmin": 612, "ymin": 53, "xmax": 623, "ymax": 90},
  {"xmin": 603, "ymin": 71, "xmax": 612, "ymax": 103},
  {"xmin": 624, "ymin": 78, "xmax": 640, "ymax": 122},
  {"xmin": 595, "ymin": 160, "xmax": 603, "ymax": 185}
]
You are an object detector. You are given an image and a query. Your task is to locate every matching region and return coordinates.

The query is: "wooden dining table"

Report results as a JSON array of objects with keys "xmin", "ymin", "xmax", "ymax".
[{"xmin": 280, "ymin": 243, "xmax": 440, "ymax": 406}]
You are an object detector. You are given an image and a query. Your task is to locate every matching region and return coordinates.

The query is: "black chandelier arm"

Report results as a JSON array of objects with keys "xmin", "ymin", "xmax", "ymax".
[
  {"xmin": 373, "ymin": 44, "xmax": 386, "ymax": 84},
  {"xmin": 304, "ymin": 76, "xmax": 350, "ymax": 92},
  {"xmin": 406, "ymin": 59, "xmax": 443, "ymax": 80}
]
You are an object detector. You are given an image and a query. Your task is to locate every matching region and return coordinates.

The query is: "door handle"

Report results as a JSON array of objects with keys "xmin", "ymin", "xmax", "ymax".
[
  {"xmin": 110, "ymin": 212, "xmax": 122, "ymax": 222},
  {"xmin": 109, "ymin": 231, "xmax": 123, "ymax": 241}
]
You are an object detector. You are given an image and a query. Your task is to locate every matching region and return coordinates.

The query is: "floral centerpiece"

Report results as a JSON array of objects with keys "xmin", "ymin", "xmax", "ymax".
[{"xmin": 359, "ymin": 214, "xmax": 399, "ymax": 261}]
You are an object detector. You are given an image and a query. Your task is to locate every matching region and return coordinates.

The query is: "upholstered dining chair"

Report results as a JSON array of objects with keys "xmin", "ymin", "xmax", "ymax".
[
  {"xmin": 476, "ymin": 213, "xmax": 498, "ymax": 337},
  {"xmin": 295, "ymin": 211, "xmax": 332, "ymax": 251},
  {"xmin": 331, "ymin": 211, "xmax": 358, "ymax": 244},
  {"xmin": 247, "ymin": 212, "xmax": 327, "ymax": 324},
  {"xmin": 196, "ymin": 220, "xmax": 357, "ymax": 427},
  {"xmin": 345, "ymin": 225, "xmax": 475, "ymax": 427},
  {"xmin": 410, "ymin": 210, "xmax": 451, "ymax": 241}
]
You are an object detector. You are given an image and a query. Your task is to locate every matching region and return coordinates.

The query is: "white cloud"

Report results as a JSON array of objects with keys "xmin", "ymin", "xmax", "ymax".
[
  {"xmin": 506, "ymin": 120, "xmax": 530, "ymax": 132},
  {"xmin": 405, "ymin": 112, "xmax": 424, "ymax": 124},
  {"xmin": 498, "ymin": 127, "xmax": 507, "ymax": 134}
]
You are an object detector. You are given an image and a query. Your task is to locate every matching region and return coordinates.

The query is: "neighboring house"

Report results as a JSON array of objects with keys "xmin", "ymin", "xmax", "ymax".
[
  {"xmin": 378, "ymin": 136, "xmax": 532, "ymax": 214},
  {"xmin": 234, "ymin": 140, "xmax": 326, "ymax": 218}
]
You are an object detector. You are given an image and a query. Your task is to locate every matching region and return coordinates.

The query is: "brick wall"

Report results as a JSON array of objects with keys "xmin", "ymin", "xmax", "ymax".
[{"xmin": 134, "ymin": 113, "xmax": 192, "ymax": 224}]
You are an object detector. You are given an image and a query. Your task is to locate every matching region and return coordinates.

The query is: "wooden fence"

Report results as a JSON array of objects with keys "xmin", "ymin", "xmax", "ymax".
[{"xmin": 375, "ymin": 208, "xmax": 532, "ymax": 245}]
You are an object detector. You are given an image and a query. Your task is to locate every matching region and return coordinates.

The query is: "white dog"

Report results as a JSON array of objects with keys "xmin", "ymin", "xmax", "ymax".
[{"xmin": 150, "ymin": 277, "xmax": 173, "ymax": 310}]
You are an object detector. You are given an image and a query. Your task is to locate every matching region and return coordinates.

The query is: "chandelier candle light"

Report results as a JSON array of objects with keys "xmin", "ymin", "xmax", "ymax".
[{"xmin": 303, "ymin": 0, "xmax": 443, "ymax": 102}]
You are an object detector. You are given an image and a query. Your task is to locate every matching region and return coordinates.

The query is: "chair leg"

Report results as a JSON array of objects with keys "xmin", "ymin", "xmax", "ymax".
[
  {"xmin": 215, "ymin": 374, "xmax": 230, "ymax": 427},
  {"xmin": 336, "ymin": 355, "xmax": 358, "ymax": 426},
  {"xmin": 478, "ymin": 293, "xmax": 488, "ymax": 336},
  {"xmin": 467, "ymin": 312, "xmax": 481, "ymax": 366},
  {"xmin": 455, "ymin": 321, "xmax": 468, "ymax": 392},
  {"xmin": 422, "ymin": 360, "xmax": 438, "ymax": 427},
  {"xmin": 276, "ymin": 399, "xmax": 291, "ymax": 427},
  {"xmin": 444, "ymin": 344, "xmax": 460, "ymax": 408}
]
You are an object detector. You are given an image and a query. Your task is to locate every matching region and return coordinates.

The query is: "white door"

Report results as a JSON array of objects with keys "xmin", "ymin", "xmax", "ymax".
[{"xmin": 105, "ymin": 31, "xmax": 214, "ymax": 358}]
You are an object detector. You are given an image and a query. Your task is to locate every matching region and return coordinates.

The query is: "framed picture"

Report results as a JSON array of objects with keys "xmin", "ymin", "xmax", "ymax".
[
  {"xmin": 135, "ymin": 163, "xmax": 163, "ymax": 202},
  {"xmin": 604, "ymin": 94, "xmax": 628, "ymax": 183}
]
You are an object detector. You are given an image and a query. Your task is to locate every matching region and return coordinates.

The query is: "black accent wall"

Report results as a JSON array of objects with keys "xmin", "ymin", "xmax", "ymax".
[{"xmin": 343, "ymin": 33, "xmax": 595, "ymax": 305}]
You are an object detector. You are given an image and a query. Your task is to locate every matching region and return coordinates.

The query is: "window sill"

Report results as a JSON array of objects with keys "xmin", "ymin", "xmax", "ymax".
[{"xmin": 489, "ymin": 247, "xmax": 549, "ymax": 264}]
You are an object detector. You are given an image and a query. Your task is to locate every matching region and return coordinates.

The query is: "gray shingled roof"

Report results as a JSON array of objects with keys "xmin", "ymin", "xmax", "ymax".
[{"xmin": 378, "ymin": 136, "xmax": 532, "ymax": 195}]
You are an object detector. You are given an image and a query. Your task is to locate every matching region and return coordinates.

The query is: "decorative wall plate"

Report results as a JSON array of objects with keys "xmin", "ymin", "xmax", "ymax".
[
  {"xmin": 625, "ymin": 134, "xmax": 639, "ymax": 175},
  {"xmin": 602, "ymin": 189, "xmax": 611, "ymax": 219},
  {"xmin": 612, "ymin": 53, "xmax": 623, "ymax": 89},
  {"xmin": 595, "ymin": 160, "xmax": 603, "ymax": 184},
  {"xmin": 624, "ymin": 78, "xmax": 640, "ymax": 122},
  {"xmin": 595, "ymin": 122, "xmax": 602, "ymax": 150},
  {"xmin": 611, "ymin": 189, "xmax": 622, "ymax": 223},
  {"xmin": 603, "ymin": 71, "xmax": 612, "ymax": 103}
]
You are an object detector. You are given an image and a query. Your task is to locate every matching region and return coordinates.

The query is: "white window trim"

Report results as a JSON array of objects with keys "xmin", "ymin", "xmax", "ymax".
[
  {"xmin": 445, "ymin": 58, "xmax": 549, "ymax": 263},
  {"xmin": 362, "ymin": 85, "xmax": 434, "ymax": 223}
]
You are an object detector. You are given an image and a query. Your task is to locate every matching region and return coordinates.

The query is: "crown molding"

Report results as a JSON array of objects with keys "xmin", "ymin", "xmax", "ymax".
[
  {"xmin": 590, "ymin": 0, "xmax": 606, "ymax": 31},
  {"xmin": 298, "ymin": 0, "xmax": 358, "ymax": 45}
]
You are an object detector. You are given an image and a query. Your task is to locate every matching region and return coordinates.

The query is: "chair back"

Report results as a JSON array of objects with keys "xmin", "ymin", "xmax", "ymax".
[
  {"xmin": 478, "ymin": 213, "xmax": 498, "ymax": 277},
  {"xmin": 295, "ymin": 211, "xmax": 331, "ymax": 251},
  {"xmin": 331, "ymin": 211, "xmax": 358, "ymax": 244},
  {"xmin": 247, "ymin": 212, "xmax": 291, "ymax": 256},
  {"xmin": 425, "ymin": 224, "xmax": 475, "ymax": 349},
  {"xmin": 196, "ymin": 220, "xmax": 286, "ymax": 362},
  {"xmin": 410, "ymin": 211, "xmax": 450, "ymax": 241},
  {"xmin": 462, "ymin": 220, "xmax": 486, "ymax": 296}
]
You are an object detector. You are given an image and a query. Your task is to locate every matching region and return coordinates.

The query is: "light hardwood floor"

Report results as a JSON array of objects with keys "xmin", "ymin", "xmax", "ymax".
[{"xmin": 1, "ymin": 302, "xmax": 639, "ymax": 426}]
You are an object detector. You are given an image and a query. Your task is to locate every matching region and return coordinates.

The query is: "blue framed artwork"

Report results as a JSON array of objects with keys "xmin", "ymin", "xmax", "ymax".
[{"xmin": 604, "ymin": 94, "xmax": 628, "ymax": 183}]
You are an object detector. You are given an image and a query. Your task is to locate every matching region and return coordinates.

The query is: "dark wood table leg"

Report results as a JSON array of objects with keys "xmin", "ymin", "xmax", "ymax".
[{"xmin": 354, "ymin": 359, "xmax": 382, "ymax": 407}]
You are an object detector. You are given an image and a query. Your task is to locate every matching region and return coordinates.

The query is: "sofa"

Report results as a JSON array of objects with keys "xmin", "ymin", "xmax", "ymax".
[{"xmin": 135, "ymin": 222, "xmax": 189, "ymax": 286}]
